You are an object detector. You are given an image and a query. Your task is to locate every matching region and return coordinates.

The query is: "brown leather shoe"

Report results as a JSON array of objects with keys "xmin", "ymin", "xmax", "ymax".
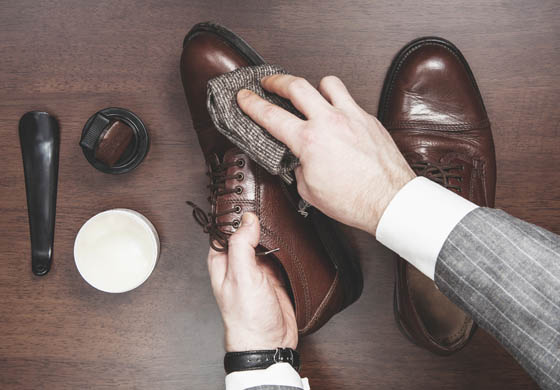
[
  {"xmin": 378, "ymin": 37, "xmax": 496, "ymax": 354},
  {"xmin": 180, "ymin": 22, "xmax": 362, "ymax": 335}
]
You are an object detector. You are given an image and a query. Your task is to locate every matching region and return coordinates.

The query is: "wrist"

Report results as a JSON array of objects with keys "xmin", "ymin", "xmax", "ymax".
[
  {"xmin": 367, "ymin": 169, "xmax": 416, "ymax": 236},
  {"xmin": 225, "ymin": 329, "xmax": 297, "ymax": 353},
  {"xmin": 224, "ymin": 347, "xmax": 300, "ymax": 374}
]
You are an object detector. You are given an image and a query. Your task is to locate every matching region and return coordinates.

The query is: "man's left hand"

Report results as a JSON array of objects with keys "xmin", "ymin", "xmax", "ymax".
[{"xmin": 207, "ymin": 212, "xmax": 298, "ymax": 352}]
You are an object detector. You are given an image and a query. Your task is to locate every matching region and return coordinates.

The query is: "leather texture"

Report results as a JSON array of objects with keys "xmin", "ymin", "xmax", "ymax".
[
  {"xmin": 224, "ymin": 348, "xmax": 300, "ymax": 374},
  {"xmin": 378, "ymin": 37, "xmax": 497, "ymax": 354},
  {"xmin": 180, "ymin": 22, "xmax": 360, "ymax": 335}
]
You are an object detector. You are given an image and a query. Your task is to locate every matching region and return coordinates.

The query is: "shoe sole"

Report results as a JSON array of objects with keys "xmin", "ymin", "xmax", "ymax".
[{"xmin": 378, "ymin": 36, "xmax": 480, "ymax": 354}]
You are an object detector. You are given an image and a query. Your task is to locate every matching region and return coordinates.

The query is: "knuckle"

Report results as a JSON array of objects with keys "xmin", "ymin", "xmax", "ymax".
[
  {"xmin": 237, "ymin": 90, "xmax": 254, "ymax": 104},
  {"xmin": 288, "ymin": 77, "xmax": 310, "ymax": 94},
  {"xmin": 326, "ymin": 108, "xmax": 346, "ymax": 124},
  {"xmin": 319, "ymin": 75, "xmax": 341, "ymax": 89},
  {"xmin": 300, "ymin": 127, "xmax": 316, "ymax": 146},
  {"xmin": 228, "ymin": 233, "xmax": 245, "ymax": 247},
  {"xmin": 262, "ymin": 74, "xmax": 278, "ymax": 84},
  {"xmin": 259, "ymin": 103, "xmax": 279, "ymax": 122}
]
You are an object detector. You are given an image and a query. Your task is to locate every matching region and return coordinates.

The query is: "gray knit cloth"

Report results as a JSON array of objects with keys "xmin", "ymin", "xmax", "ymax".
[{"xmin": 206, "ymin": 65, "xmax": 303, "ymax": 183}]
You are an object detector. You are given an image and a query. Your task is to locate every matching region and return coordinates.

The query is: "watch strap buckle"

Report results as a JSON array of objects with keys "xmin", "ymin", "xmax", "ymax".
[{"xmin": 274, "ymin": 347, "xmax": 300, "ymax": 371}]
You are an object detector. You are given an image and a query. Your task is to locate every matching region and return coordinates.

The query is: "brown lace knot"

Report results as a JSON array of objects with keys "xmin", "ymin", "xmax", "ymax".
[{"xmin": 411, "ymin": 161, "xmax": 464, "ymax": 192}]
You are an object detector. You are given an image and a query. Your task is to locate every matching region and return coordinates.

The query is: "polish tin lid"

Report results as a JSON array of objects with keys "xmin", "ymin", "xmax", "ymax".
[{"xmin": 80, "ymin": 107, "xmax": 149, "ymax": 174}]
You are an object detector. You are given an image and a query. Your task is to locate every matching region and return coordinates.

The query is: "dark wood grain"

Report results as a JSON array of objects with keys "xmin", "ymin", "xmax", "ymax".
[{"xmin": 1, "ymin": 0, "xmax": 558, "ymax": 388}]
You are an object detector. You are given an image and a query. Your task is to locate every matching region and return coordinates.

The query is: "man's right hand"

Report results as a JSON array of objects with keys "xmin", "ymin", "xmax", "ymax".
[{"xmin": 237, "ymin": 75, "xmax": 415, "ymax": 235}]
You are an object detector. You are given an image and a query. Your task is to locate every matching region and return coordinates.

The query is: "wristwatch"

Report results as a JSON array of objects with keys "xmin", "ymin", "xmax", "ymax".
[{"xmin": 224, "ymin": 347, "xmax": 300, "ymax": 374}]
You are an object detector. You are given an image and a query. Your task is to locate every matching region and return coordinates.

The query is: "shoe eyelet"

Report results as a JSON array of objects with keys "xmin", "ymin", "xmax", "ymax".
[
  {"xmin": 235, "ymin": 186, "xmax": 243, "ymax": 195},
  {"xmin": 236, "ymin": 172, "xmax": 244, "ymax": 181},
  {"xmin": 234, "ymin": 205, "xmax": 242, "ymax": 214},
  {"xmin": 232, "ymin": 219, "xmax": 240, "ymax": 228},
  {"xmin": 236, "ymin": 159, "xmax": 245, "ymax": 168}
]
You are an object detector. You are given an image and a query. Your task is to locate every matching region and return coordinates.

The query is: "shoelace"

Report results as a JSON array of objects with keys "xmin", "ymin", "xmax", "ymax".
[
  {"xmin": 187, "ymin": 157, "xmax": 278, "ymax": 256},
  {"xmin": 411, "ymin": 161, "xmax": 464, "ymax": 192}
]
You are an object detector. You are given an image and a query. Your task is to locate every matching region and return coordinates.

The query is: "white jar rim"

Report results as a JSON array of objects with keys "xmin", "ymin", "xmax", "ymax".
[{"xmin": 74, "ymin": 209, "xmax": 160, "ymax": 293}]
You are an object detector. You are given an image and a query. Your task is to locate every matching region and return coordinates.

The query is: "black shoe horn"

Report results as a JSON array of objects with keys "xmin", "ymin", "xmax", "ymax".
[{"xmin": 19, "ymin": 111, "xmax": 60, "ymax": 276}]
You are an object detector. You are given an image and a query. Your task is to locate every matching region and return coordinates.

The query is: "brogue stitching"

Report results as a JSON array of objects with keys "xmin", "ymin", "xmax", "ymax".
[{"xmin": 385, "ymin": 119, "xmax": 490, "ymax": 131}]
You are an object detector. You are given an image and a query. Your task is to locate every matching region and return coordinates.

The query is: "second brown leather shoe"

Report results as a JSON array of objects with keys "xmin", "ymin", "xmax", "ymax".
[
  {"xmin": 378, "ymin": 37, "xmax": 496, "ymax": 354},
  {"xmin": 181, "ymin": 22, "xmax": 363, "ymax": 335}
]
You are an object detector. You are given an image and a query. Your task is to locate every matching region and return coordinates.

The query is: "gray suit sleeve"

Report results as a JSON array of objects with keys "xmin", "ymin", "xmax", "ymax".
[
  {"xmin": 435, "ymin": 207, "xmax": 560, "ymax": 389},
  {"xmin": 245, "ymin": 387, "xmax": 303, "ymax": 390}
]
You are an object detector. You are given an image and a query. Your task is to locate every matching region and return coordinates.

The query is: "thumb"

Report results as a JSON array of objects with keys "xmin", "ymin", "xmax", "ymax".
[{"xmin": 226, "ymin": 212, "xmax": 260, "ymax": 281}]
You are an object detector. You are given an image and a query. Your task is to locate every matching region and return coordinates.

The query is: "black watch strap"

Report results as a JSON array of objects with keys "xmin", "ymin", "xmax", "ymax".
[{"xmin": 224, "ymin": 347, "xmax": 300, "ymax": 374}]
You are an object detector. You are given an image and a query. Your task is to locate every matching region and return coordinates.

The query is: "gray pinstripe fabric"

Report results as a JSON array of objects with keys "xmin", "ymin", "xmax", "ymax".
[
  {"xmin": 435, "ymin": 207, "xmax": 560, "ymax": 390},
  {"xmin": 245, "ymin": 387, "xmax": 302, "ymax": 390},
  {"xmin": 207, "ymin": 65, "xmax": 302, "ymax": 184}
]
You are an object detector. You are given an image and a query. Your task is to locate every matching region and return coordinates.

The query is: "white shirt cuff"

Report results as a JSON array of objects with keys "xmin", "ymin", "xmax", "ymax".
[
  {"xmin": 225, "ymin": 363, "xmax": 310, "ymax": 390},
  {"xmin": 375, "ymin": 177, "xmax": 478, "ymax": 280}
]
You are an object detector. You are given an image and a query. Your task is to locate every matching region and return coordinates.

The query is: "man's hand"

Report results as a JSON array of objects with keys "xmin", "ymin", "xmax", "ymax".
[
  {"xmin": 208, "ymin": 212, "xmax": 298, "ymax": 352},
  {"xmin": 237, "ymin": 75, "xmax": 415, "ymax": 235}
]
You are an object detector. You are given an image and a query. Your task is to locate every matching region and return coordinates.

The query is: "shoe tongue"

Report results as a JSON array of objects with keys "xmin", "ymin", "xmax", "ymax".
[
  {"xmin": 207, "ymin": 153, "xmax": 220, "ymax": 170},
  {"xmin": 222, "ymin": 146, "xmax": 245, "ymax": 163}
]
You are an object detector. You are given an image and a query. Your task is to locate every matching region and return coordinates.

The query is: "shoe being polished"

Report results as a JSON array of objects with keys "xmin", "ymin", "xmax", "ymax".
[
  {"xmin": 180, "ymin": 22, "xmax": 363, "ymax": 335},
  {"xmin": 378, "ymin": 37, "xmax": 496, "ymax": 354}
]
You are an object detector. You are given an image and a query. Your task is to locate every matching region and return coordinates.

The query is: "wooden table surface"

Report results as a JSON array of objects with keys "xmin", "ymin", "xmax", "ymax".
[{"xmin": 1, "ymin": 1, "xmax": 558, "ymax": 388}]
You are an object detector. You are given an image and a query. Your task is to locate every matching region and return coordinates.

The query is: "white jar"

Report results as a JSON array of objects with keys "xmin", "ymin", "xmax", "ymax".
[{"xmin": 74, "ymin": 209, "xmax": 160, "ymax": 293}]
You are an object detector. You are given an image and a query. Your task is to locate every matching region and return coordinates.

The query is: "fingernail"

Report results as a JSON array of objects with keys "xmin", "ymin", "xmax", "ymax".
[
  {"xmin": 237, "ymin": 89, "xmax": 251, "ymax": 99},
  {"xmin": 261, "ymin": 76, "xmax": 270, "ymax": 83},
  {"xmin": 241, "ymin": 212, "xmax": 255, "ymax": 227}
]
